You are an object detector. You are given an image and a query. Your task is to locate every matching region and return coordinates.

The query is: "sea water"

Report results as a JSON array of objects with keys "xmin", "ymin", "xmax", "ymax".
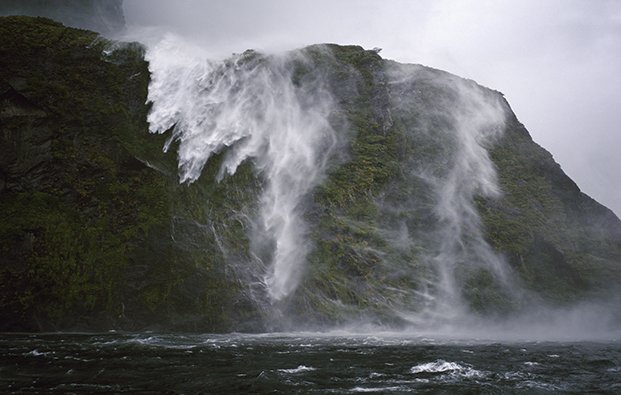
[{"xmin": 2, "ymin": 332, "xmax": 620, "ymax": 393}]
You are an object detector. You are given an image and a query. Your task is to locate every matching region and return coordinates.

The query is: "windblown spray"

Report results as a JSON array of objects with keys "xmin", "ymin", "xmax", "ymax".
[
  {"xmin": 386, "ymin": 64, "xmax": 514, "ymax": 325},
  {"xmin": 146, "ymin": 35, "xmax": 337, "ymax": 303}
]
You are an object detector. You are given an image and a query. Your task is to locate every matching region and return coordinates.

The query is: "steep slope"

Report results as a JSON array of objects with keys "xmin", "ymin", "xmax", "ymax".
[
  {"xmin": 285, "ymin": 54, "xmax": 621, "ymax": 326},
  {"xmin": 0, "ymin": 17, "xmax": 257, "ymax": 331},
  {"xmin": 481, "ymin": 112, "xmax": 621, "ymax": 302},
  {"xmin": 1, "ymin": 16, "xmax": 620, "ymax": 332}
]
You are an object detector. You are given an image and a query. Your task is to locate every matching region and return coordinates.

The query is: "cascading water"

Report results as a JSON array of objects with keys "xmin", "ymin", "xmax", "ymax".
[
  {"xmin": 385, "ymin": 64, "xmax": 516, "ymax": 324},
  {"xmin": 145, "ymin": 37, "xmax": 521, "ymax": 328},
  {"xmin": 287, "ymin": 63, "xmax": 521, "ymax": 329},
  {"xmin": 146, "ymin": 35, "xmax": 337, "ymax": 304}
]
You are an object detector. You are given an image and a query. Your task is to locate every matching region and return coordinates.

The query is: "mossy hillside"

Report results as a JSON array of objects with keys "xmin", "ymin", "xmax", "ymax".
[
  {"xmin": 290, "ymin": 57, "xmax": 479, "ymax": 322},
  {"xmin": 289, "ymin": 50, "xmax": 621, "ymax": 322},
  {"xmin": 478, "ymin": 113, "xmax": 621, "ymax": 303},
  {"xmin": 285, "ymin": 46, "xmax": 426, "ymax": 324},
  {"xmin": 0, "ymin": 16, "xmax": 258, "ymax": 331}
]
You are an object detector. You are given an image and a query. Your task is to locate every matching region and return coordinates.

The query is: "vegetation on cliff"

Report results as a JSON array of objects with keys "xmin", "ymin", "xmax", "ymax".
[
  {"xmin": 0, "ymin": 16, "xmax": 256, "ymax": 331},
  {"xmin": 479, "ymin": 114, "xmax": 621, "ymax": 302},
  {"xmin": 1, "ymin": 16, "xmax": 620, "ymax": 331}
]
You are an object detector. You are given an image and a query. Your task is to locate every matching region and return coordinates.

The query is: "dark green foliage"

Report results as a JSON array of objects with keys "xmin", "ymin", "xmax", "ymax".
[
  {"xmin": 0, "ymin": 16, "xmax": 257, "ymax": 331},
  {"xmin": 478, "ymin": 115, "xmax": 621, "ymax": 302}
]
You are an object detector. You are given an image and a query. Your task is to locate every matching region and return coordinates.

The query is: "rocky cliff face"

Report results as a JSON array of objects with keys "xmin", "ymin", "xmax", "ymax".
[
  {"xmin": 1, "ymin": 16, "xmax": 620, "ymax": 332},
  {"xmin": 0, "ymin": 17, "xmax": 253, "ymax": 331}
]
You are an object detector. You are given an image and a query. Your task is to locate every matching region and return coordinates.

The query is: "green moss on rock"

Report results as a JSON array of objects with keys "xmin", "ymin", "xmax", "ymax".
[
  {"xmin": 478, "ymin": 113, "xmax": 621, "ymax": 303},
  {"xmin": 0, "ymin": 16, "xmax": 258, "ymax": 331}
]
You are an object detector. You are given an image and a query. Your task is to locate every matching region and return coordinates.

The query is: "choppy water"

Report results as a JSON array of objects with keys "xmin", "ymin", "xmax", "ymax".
[{"xmin": 2, "ymin": 332, "xmax": 620, "ymax": 394}]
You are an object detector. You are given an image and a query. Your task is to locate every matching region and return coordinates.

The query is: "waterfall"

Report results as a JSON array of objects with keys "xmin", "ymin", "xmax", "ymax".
[
  {"xmin": 385, "ymin": 64, "xmax": 515, "ymax": 325},
  {"xmin": 146, "ymin": 35, "xmax": 337, "ymax": 303},
  {"xmin": 144, "ymin": 36, "xmax": 520, "ymax": 327}
]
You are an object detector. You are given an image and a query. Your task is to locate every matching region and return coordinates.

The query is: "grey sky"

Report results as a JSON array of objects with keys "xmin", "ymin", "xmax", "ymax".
[{"xmin": 123, "ymin": 0, "xmax": 621, "ymax": 216}]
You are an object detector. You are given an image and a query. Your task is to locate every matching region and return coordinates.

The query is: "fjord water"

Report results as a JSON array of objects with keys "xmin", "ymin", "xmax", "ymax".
[{"xmin": 2, "ymin": 332, "xmax": 620, "ymax": 393}]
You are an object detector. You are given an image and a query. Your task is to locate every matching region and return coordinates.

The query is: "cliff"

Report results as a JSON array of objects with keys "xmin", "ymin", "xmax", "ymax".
[
  {"xmin": 1, "ymin": 16, "xmax": 620, "ymax": 331},
  {"xmin": 0, "ymin": 17, "xmax": 253, "ymax": 331}
]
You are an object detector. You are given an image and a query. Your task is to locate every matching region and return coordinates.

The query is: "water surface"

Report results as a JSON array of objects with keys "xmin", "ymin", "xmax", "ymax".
[{"xmin": 2, "ymin": 332, "xmax": 620, "ymax": 393}]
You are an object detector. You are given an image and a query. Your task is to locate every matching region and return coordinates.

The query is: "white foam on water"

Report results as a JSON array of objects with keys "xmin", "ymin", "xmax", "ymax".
[
  {"xmin": 350, "ymin": 386, "xmax": 408, "ymax": 393},
  {"xmin": 25, "ymin": 349, "xmax": 52, "ymax": 357},
  {"xmin": 277, "ymin": 365, "xmax": 316, "ymax": 374},
  {"xmin": 409, "ymin": 359, "xmax": 485, "ymax": 379}
]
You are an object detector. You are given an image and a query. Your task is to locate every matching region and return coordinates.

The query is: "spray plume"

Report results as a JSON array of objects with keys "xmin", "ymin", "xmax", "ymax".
[{"xmin": 146, "ymin": 35, "xmax": 337, "ymax": 302}]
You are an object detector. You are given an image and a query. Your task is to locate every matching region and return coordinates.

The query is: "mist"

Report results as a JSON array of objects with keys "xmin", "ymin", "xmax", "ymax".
[
  {"xmin": 334, "ymin": 299, "xmax": 621, "ymax": 342},
  {"xmin": 123, "ymin": 0, "xmax": 621, "ymax": 217},
  {"xmin": 381, "ymin": 63, "xmax": 517, "ymax": 326},
  {"xmin": 147, "ymin": 38, "xmax": 339, "ymax": 306}
]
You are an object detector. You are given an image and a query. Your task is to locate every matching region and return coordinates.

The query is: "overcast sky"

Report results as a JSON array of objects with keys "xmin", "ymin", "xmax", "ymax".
[{"xmin": 123, "ymin": 0, "xmax": 621, "ymax": 217}]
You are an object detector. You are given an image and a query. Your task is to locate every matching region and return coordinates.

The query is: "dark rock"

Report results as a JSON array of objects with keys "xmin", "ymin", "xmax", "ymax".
[{"xmin": 0, "ymin": 16, "xmax": 253, "ymax": 332}]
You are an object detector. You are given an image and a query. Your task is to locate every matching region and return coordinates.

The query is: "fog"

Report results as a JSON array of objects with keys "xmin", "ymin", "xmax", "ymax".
[
  {"xmin": 123, "ymin": 0, "xmax": 621, "ymax": 217},
  {"xmin": 336, "ymin": 298, "xmax": 621, "ymax": 341}
]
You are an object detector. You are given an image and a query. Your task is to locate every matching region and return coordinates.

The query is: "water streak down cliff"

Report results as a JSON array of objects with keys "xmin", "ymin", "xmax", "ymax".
[
  {"xmin": 144, "ymin": 36, "xmax": 621, "ymax": 330},
  {"xmin": 147, "ymin": 37, "xmax": 338, "ymax": 304},
  {"xmin": 1, "ymin": 17, "xmax": 620, "ymax": 332}
]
